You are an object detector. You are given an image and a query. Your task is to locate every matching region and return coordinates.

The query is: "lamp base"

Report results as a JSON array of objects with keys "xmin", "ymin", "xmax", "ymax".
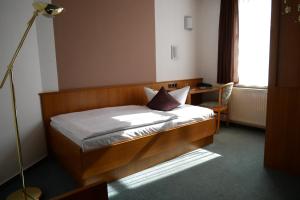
[{"xmin": 6, "ymin": 187, "xmax": 42, "ymax": 200}]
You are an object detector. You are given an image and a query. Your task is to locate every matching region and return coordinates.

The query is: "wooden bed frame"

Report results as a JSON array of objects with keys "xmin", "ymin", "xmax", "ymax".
[{"xmin": 40, "ymin": 78, "xmax": 217, "ymax": 186}]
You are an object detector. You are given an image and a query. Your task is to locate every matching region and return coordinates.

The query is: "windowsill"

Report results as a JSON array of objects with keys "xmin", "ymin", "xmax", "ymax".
[{"xmin": 234, "ymin": 84, "xmax": 268, "ymax": 90}]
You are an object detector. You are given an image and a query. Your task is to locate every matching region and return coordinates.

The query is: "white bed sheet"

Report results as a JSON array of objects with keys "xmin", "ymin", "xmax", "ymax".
[
  {"xmin": 51, "ymin": 105, "xmax": 177, "ymax": 142},
  {"xmin": 51, "ymin": 104, "xmax": 214, "ymax": 152}
]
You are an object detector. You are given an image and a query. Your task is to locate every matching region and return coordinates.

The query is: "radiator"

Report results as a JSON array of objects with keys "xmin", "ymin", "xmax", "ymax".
[{"xmin": 229, "ymin": 87, "xmax": 268, "ymax": 128}]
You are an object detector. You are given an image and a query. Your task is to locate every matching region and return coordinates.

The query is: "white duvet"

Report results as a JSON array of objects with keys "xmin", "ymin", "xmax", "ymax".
[
  {"xmin": 51, "ymin": 105, "xmax": 177, "ymax": 141},
  {"xmin": 51, "ymin": 104, "xmax": 215, "ymax": 151}
]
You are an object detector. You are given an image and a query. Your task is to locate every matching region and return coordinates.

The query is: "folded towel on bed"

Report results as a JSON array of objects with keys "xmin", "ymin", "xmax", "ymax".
[{"xmin": 51, "ymin": 105, "xmax": 177, "ymax": 141}]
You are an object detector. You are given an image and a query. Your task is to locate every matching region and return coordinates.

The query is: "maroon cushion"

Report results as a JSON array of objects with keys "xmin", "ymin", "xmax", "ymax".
[{"xmin": 147, "ymin": 87, "xmax": 180, "ymax": 111}]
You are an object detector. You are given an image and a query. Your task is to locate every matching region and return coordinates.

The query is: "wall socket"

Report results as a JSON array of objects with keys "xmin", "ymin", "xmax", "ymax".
[{"xmin": 168, "ymin": 83, "xmax": 177, "ymax": 88}]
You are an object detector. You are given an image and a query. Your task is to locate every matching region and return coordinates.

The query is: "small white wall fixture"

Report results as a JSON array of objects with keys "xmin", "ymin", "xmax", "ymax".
[{"xmin": 184, "ymin": 16, "xmax": 193, "ymax": 30}]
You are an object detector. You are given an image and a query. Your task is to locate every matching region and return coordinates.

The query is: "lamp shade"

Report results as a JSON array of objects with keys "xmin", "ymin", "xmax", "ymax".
[{"xmin": 33, "ymin": 2, "xmax": 64, "ymax": 16}]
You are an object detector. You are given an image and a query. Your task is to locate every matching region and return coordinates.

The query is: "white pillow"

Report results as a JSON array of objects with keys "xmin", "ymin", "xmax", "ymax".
[
  {"xmin": 144, "ymin": 86, "xmax": 190, "ymax": 106},
  {"xmin": 169, "ymin": 86, "xmax": 190, "ymax": 105},
  {"xmin": 144, "ymin": 87, "xmax": 158, "ymax": 101}
]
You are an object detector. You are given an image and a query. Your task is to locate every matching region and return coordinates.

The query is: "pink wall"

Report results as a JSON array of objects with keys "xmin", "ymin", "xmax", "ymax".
[{"xmin": 53, "ymin": 0, "xmax": 156, "ymax": 89}]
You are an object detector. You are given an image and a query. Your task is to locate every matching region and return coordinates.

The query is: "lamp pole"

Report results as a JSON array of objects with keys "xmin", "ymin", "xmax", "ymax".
[
  {"xmin": 0, "ymin": 2, "xmax": 63, "ymax": 199},
  {"xmin": 0, "ymin": 10, "xmax": 41, "ymax": 200}
]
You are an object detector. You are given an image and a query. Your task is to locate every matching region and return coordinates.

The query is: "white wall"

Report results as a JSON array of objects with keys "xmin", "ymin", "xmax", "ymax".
[
  {"xmin": 155, "ymin": 0, "xmax": 221, "ymax": 84},
  {"xmin": 155, "ymin": 0, "xmax": 200, "ymax": 81},
  {"xmin": 35, "ymin": 0, "xmax": 59, "ymax": 91},
  {"xmin": 0, "ymin": 0, "xmax": 57, "ymax": 185},
  {"xmin": 196, "ymin": 0, "xmax": 221, "ymax": 84}
]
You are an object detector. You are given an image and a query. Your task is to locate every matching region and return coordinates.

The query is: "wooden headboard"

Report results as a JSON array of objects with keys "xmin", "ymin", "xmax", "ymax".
[{"xmin": 40, "ymin": 78, "xmax": 202, "ymax": 130}]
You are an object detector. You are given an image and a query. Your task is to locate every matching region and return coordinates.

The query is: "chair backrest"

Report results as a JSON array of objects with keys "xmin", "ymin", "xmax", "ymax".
[{"xmin": 220, "ymin": 82, "xmax": 234, "ymax": 105}]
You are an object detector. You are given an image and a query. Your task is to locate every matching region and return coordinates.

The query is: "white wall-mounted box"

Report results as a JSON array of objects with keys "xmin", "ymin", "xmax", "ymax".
[{"xmin": 184, "ymin": 16, "xmax": 193, "ymax": 30}]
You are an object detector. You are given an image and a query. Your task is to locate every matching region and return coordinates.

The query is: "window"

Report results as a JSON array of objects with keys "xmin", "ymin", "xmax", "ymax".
[{"xmin": 238, "ymin": 0, "xmax": 272, "ymax": 87}]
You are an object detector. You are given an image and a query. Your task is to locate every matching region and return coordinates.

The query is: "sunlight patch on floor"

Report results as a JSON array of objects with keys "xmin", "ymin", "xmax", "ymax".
[{"xmin": 108, "ymin": 148, "xmax": 221, "ymax": 197}]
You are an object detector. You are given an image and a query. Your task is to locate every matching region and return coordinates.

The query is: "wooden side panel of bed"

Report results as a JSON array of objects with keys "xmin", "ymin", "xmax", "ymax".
[
  {"xmin": 40, "ymin": 78, "xmax": 218, "ymax": 186},
  {"xmin": 49, "ymin": 120, "xmax": 216, "ymax": 185}
]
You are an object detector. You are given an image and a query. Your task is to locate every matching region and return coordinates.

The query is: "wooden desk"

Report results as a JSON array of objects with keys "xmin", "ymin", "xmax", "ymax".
[{"xmin": 187, "ymin": 87, "xmax": 220, "ymax": 104}]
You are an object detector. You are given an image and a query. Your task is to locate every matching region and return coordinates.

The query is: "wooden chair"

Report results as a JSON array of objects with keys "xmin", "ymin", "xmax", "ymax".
[{"xmin": 200, "ymin": 82, "xmax": 234, "ymax": 132}]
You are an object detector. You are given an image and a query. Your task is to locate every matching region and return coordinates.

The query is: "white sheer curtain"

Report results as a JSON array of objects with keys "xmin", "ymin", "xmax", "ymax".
[{"xmin": 238, "ymin": 0, "xmax": 272, "ymax": 87}]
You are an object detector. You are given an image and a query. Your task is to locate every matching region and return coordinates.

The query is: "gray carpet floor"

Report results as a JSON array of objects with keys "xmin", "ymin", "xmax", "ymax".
[{"xmin": 0, "ymin": 125, "xmax": 299, "ymax": 200}]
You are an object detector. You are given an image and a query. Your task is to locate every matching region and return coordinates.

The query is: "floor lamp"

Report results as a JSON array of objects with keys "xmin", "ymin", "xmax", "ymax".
[{"xmin": 0, "ymin": 2, "xmax": 63, "ymax": 200}]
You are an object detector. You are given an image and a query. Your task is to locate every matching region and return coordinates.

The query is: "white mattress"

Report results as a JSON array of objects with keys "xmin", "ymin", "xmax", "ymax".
[{"xmin": 51, "ymin": 104, "xmax": 214, "ymax": 152}]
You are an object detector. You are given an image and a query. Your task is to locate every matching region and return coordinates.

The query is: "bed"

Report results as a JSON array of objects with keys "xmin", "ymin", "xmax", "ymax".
[{"xmin": 40, "ymin": 78, "xmax": 217, "ymax": 186}]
